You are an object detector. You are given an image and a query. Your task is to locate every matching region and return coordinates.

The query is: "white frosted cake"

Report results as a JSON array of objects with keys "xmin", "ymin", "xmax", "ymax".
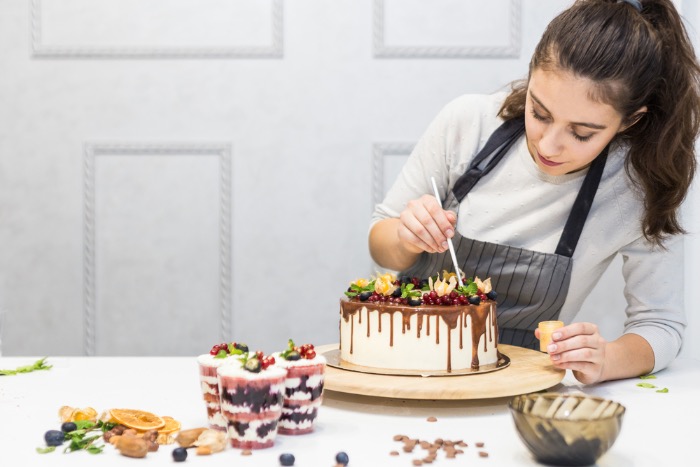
[{"xmin": 339, "ymin": 273, "xmax": 500, "ymax": 373}]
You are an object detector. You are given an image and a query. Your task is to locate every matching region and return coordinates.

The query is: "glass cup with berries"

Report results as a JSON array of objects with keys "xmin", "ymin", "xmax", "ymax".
[
  {"xmin": 273, "ymin": 339, "xmax": 327, "ymax": 435},
  {"xmin": 196, "ymin": 342, "xmax": 249, "ymax": 430},
  {"xmin": 217, "ymin": 351, "xmax": 287, "ymax": 449}
]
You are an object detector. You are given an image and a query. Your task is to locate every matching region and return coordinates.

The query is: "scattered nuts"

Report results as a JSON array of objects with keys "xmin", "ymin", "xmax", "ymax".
[
  {"xmin": 176, "ymin": 427, "xmax": 208, "ymax": 448},
  {"xmin": 196, "ymin": 445, "xmax": 212, "ymax": 456},
  {"xmin": 116, "ymin": 437, "xmax": 149, "ymax": 458},
  {"xmin": 426, "ymin": 416, "xmax": 438, "ymax": 422}
]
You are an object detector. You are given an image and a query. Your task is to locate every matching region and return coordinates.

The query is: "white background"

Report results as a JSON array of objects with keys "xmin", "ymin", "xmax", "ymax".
[{"xmin": 0, "ymin": 0, "xmax": 697, "ymax": 359}]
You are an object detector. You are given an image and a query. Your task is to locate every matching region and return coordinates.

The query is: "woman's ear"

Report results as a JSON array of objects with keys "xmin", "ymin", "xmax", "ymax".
[{"xmin": 620, "ymin": 106, "xmax": 647, "ymax": 132}]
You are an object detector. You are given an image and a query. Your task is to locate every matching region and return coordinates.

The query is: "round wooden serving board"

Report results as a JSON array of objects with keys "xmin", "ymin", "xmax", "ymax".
[{"xmin": 319, "ymin": 343, "xmax": 565, "ymax": 400}]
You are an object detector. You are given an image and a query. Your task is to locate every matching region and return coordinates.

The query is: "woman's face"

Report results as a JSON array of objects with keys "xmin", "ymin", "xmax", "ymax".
[{"xmin": 524, "ymin": 67, "xmax": 626, "ymax": 176}]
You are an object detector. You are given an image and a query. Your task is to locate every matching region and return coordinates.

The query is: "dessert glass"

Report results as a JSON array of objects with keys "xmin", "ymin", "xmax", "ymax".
[
  {"xmin": 217, "ymin": 364, "xmax": 287, "ymax": 449},
  {"xmin": 197, "ymin": 353, "xmax": 242, "ymax": 431},
  {"xmin": 273, "ymin": 353, "xmax": 327, "ymax": 435}
]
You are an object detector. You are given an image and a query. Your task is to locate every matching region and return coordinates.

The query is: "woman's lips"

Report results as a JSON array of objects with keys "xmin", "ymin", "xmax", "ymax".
[{"xmin": 537, "ymin": 151, "xmax": 563, "ymax": 167}]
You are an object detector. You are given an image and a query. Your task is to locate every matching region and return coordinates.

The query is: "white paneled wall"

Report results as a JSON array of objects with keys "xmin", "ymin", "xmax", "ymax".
[{"xmin": 0, "ymin": 0, "xmax": 698, "ymax": 359}]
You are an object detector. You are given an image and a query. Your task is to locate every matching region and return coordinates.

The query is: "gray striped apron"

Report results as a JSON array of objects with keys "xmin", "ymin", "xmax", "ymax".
[{"xmin": 400, "ymin": 117, "xmax": 608, "ymax": 349}]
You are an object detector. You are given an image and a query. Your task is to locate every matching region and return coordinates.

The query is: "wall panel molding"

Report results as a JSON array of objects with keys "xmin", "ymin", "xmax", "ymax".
[
  {"xmin": 31, "ymin": 0, "xmax": 284, "ymax": 59},
  {"xmin": 373, "ymin": 0, "xmax": 521, "ymax": 59},
  {"xmin": 83, "ymin": 143, "xmax": 232, "ymax": 356},
  {"xmin": 372, "ymin": 142, "xmax": 415, "ymax": 209}
]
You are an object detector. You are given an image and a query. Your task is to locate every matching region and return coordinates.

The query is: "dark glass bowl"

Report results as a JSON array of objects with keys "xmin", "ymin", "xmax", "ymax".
[{"xmin": 509, "ymin": 393, "xmax": 625, "ymax": 466}]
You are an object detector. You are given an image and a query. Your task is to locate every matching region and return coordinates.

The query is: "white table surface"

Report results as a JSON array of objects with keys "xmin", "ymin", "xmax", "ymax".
[{"xmin": 1, "ymin": 353, "xmax": 699, "ymax": 466}]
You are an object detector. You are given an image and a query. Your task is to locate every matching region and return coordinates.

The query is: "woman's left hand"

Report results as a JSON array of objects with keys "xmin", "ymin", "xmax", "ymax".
[{"xmin": 535, "ymin": 322, "xmax": 608, "ymax": 384}]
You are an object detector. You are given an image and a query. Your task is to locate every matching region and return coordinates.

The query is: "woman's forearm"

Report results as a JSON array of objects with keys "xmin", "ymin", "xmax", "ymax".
[
  {"xmin": 369, "ymin": 218, "xmax": 421, "ymax": 271},
  {"xmin": 599, "ymin": 333, "xmax": 655, "ymax": 382}
]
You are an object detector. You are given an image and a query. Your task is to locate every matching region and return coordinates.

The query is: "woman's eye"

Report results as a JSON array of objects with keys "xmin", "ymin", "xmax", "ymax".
[
  {"xmin": 572, "ymin": 132, "xmax": 593, "ymax": 142},
  {"xmin": 530, "ymin": 109, "xmax": 548, "ymax": 122}
]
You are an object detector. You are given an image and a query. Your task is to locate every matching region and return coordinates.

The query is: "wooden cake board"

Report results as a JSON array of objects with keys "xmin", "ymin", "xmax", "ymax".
[{"xmin": 319, "ymin": 343, "xmax": 565, "ymax": 400}]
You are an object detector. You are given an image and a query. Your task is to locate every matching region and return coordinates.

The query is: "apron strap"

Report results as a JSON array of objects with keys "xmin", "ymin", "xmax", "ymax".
[
  {"xmin": 554, "ymin": 148, "xmax": 609, "ymax": 257},
  {"xmin": 452, "ymin": 118, "xmax": 526, "ymax": 201},
  {"xmin": 451, "ymin": 116, "xmax": 609, "ymax": 259}
]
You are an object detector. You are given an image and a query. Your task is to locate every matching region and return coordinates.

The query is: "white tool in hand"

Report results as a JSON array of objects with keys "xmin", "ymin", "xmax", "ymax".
[{"xmin": 430, "ymin": 177, "xmax": 463, "ymax": 286}]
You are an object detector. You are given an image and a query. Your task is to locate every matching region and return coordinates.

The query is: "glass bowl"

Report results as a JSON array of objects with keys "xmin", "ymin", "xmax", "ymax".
[{"xmin": 508, "ymin": 393, "xmax": 625, "ymax": 466}]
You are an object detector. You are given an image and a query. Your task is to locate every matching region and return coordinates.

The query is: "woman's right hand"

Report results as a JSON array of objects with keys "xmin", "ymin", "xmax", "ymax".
[{"xmin": 397, "ymin": 194, "xmax": 457, "ymax": 254}]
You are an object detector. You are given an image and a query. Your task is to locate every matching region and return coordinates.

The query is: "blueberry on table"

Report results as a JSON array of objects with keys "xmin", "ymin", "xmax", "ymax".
[
  {"xmin": 60, "ymin": 421, "xmax": 77, "ymax": 433},
  {"xmin": 172, "ymin": 447, "xmax": 188, "ymax": 462},
  {"xmin": 279, "ymin": 452, "xmax": 295, "ymax": 466},
  {"xmin": 44, "ymin": 430, "xmax": 65, "ymax": 446},
  {"xmin": 336, "ymin": 451, "xmax": 350, "ymax": 465}
]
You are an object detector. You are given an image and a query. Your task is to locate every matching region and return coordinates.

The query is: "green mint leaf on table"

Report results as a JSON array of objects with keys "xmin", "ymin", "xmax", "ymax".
[
  {"xmin": 64, "ymin": 434, "xmax": 102, "ymax": 454},
  {"xmin": 656, "ymin": 388, "xmax": 669, "ymax": 393},
  {"xmin": 637, "ymin": 382, "xmax": 657, "ymax": 389},
  {"xmin": 639, "ymin": 375, "xmax": 657, "ymax": 380},
  {"xmin": 86, "ymin": 445, "xmax": 104, "ymax": 454},
  {"xmin": 0, "ymin": 357, "xmax": 52, "ymax": 376},
  {"xmin": 36, "ymin": 446, "xmax": 56, "ymax": 454}
]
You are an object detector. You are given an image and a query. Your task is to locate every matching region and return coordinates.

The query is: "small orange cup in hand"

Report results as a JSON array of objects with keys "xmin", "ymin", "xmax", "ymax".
[{"xmin": 538, "ymin": 321, "xmax": 564, "ymax": 352}]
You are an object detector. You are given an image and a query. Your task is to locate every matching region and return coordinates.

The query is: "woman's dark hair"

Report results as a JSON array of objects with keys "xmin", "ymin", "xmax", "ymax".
[{"xmin": 499, "ymin": 0, "xmax": 700, "ymax": 246}]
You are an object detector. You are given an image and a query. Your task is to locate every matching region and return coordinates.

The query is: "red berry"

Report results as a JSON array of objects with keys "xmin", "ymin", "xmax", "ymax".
[
  {"xmin": 305, "ymin": 349, "xmax": 316, "ymax": 359},
  {"xmin": 256, "ymin": 351, "xmax": 264, "ymax": 360}
]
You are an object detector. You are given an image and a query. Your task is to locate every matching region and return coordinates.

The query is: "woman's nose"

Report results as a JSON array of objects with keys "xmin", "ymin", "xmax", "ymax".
[{"xmin": 539, "ymin": 126, "xmax": 564, "ymax": 156}]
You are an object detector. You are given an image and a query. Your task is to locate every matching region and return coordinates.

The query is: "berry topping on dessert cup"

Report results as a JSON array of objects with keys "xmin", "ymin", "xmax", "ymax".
[
  {"xmin": 217, "ymin": 358, "xmax": 287, "ymax": 449},
  {"xmin": 274, "ymin": 340, "xmax": 327, "ymax": 435}
]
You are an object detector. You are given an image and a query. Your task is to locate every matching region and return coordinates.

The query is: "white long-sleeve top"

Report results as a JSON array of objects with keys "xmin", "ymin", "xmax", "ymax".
[{"xmin": 371, "ymin": 92, "xmax": 686, "ymax": 373}]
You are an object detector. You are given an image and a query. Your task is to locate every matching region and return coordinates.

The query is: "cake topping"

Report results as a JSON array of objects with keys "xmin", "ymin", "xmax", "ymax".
[
  {"xmin": 209, "ymin": 342, "xmax": 249, "ymax": 358},
  {"xmin": 239, "ymin": 351, "xmax": 276, "ymax": 373},
  {"xmin": 279, "ymin": 339, "xmax": 317, "ymax": 360},
  {"xmin": 345, "ymin": 271, "xmax": 496, "ymax": 307}
]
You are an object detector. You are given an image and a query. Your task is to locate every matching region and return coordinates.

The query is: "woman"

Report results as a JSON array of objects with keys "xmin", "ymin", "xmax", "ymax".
[{"xmin": 369, "ymin": 0, "xmax": 700, "ymax": 384}]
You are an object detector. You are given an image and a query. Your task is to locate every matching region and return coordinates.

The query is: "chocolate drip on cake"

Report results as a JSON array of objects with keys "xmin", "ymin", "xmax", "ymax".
[{"xmin": 339, "ymin": 300, "xmax": 498, "ymax": 372}]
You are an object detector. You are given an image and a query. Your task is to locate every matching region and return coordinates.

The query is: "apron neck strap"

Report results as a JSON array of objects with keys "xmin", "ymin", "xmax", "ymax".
[
  {"xmin": 452, "ymin": 118, "xmax": 525, "ymax": 201},
  {"xmin": 554, "ymin": 148, "xmax": 608, "ymax": 257}
]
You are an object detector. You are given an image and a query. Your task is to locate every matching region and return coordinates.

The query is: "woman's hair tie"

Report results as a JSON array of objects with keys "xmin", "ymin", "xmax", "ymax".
[{"xmin": 619, "ymin": 0, "xmax": 642, "ymax": 12}]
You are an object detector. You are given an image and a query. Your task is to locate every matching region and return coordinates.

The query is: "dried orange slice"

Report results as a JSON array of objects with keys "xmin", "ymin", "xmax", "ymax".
[
  {"xmin": 158, "ymin": 416, "xmax": 181, "ymax": 434},
  {"xmin": 109, "ymin": 409, "xmax": 165, "ymax": 431}
]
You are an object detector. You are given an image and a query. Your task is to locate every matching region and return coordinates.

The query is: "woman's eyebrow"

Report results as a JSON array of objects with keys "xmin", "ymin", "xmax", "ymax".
[{"xmin": 529, "ymin": 90, "xmax": 607, "ymax": 130}]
